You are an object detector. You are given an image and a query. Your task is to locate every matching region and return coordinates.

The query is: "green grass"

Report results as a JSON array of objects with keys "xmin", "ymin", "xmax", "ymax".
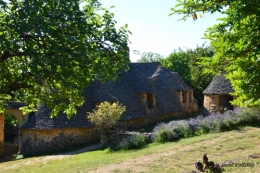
[{"xmin": 0, "ymin": 126, "xmax": 260, "ymax": 173}]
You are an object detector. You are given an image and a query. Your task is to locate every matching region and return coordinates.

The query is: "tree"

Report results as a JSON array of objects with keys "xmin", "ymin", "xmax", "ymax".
[
  {"xmin": 133, "ymin": 50, "xmax": 164, "ymax": 62},
  {"xmin": 170, "ymin": 0, "xmax": 260, "ymax": 108},
  {"xmin": 133, "ymin": 45, "xmax": 214, "ymax": 106},
  {"xmin": 0, "ymin": 0, "xmax": 130, "ymax": 117},
  {"xmin": 87, "ymin": 101, "xmax": 126, "ymax": 146},
  {"xmin": 160, "ymin": 45, "xmax": 214, "ymax": 106},
  {"xmin": 4, "ymin": 113, "xmax": 18, "ymax": 130}
]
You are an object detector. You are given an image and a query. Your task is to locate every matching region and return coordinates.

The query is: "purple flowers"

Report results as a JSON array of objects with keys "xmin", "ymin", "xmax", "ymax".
[
  {"xmin": 114, "ymin": 108, "xmax": 260, "ymax": 149},
  {"xmin": 152, "ymin": 108, "xmax": 260, "ymax": 142}
]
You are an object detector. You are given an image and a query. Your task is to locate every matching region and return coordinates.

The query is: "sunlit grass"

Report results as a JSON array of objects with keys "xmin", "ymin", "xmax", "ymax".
[{"xmin": 0, "ymin": 126, "xmax": 260, "ymax": 173}]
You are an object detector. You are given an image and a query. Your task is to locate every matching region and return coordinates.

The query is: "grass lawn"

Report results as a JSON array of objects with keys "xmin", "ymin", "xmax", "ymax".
[{"xmin": 0, "ymin": 126, "xmax": 260, "ymax": 173}]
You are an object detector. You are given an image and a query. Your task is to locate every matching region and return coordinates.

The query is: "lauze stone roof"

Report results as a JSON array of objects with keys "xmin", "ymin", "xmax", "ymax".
[
  {"xmin": 203, "ymin": 72, "xmax": 234, "ymax": 95},
  {"xmin": 22, "ymin": 62, "xmax": 193, "ymax": 129},
  {"xmin": 5, "ymin": 101, "xmax": 25, "ymax": 109}
]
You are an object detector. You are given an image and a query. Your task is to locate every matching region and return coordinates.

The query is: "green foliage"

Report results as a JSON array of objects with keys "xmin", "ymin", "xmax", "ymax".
[
  {"xmin": 88, "ymin": 101, "xmax": 125, "ymax": 146},
  {"xmin": 0, "ymin": 0, "xmax": 130, "ymax": 117},
  {"xmin": 134, "ymin": 50, "xmax": 164, "ymax": 62},
  {"xmin": 170, "ymin": 0, "xmax": 260, "ymax": 108},
  {"xmin": 176, "ymin": 121, "xmax": 194, "ymax": 138},
  {"xmin": 118, "ymin": 134, "xmax": 147, "ymax": 150},
  {"xmin": 87, "ymin": 101, "xmax": 126, "ymax": 130},
  {"xmin": 4, "ymin": 113, "xmax": 18, "ymax": 129},
  {"xmin": 159, "ymin": 45, "xmax": 214, "ymax": 105},
  {"xmin": 154, "ymin": 129, "xmax": 178, "ymax": 143}
]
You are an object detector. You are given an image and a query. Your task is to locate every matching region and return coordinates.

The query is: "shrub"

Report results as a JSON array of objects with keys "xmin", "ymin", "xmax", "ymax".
[
  {"xmin": 87, "ymin": 101, "xmax": 126, "ymax": 146},
  {"xmin": 152, "ymin": 108, "xmax": 260, "ymax": 143},
  {"xmin": 118, "ymin": 133, "xmax": 147, "ymax": 150},
  {"xmin": 154, "ymin": 128, "xmax": 178, "ymax": 143}
]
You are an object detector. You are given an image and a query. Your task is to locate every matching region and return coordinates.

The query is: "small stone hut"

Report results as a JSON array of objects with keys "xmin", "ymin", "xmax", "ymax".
[
  {"xmin": 3, "ymin": 62, "xmax": 198, "ymax": 156},
  {"xmin": 203, "ymin": 72, "xmax": 234, "ymax": 115}
]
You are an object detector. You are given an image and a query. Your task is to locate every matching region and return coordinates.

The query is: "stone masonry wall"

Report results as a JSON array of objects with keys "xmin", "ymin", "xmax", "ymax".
[
  {"xmin": 119, "ymin": 111, "xmax": 183, "ymax": 130},
  {"xmin": 20, "ymin": 109, "xmax": 185, "ymax": 156},
  {"xmin": 203, "ymin": 94, "xmax": 221, "ymax": 115},
  {"xmin": 193, "ymin": 102, "xmax": 198, "ymax": 113},
  {"xmin": 20, "ymin": 127, "xmax": 100, "ymax": 156},
  {"xmin": 119, "ymin": 118, "xmax": 148, "ymax": 130}
]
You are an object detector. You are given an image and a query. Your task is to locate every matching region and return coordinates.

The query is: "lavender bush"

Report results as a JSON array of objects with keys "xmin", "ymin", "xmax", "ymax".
[
  {"xmin": 152, "ymin": 108, "xmax": 260, "ymax": 143},
  {"xmin": 113, "ymin": 108, "xmax": 260, "ymax": 149},
  {"xmin": 117, "ymin": 133, "xmax": 147, "ymax": 150}
]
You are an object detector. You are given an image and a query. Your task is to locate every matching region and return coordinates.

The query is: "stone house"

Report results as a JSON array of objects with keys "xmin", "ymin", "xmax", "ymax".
[
  {"xmin": 2, "ymin": 62, "xmax": 198, "ymax": 156},
  {"xmin": 203, "ymin": 72, "xmax": 234, "ymax": 115}
]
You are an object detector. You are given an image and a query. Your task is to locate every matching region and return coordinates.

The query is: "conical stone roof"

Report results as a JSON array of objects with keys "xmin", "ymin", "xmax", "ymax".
[{"xmin": 203, "ymin": 72, "xmax": 234, "ymax": 95}]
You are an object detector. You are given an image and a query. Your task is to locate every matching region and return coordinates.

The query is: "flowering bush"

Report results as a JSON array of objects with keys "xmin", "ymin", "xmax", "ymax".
[
  {"xmin": 113, "ymin": 108, "xmax": 260, "ymax": 149},
  {"xmin": 152, "ymin": 108, "xmax": 260, "ymax": 143}
]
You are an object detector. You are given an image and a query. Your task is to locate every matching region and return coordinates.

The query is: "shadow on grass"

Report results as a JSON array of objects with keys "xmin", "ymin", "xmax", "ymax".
[{"xmin": 19, "ymin": 139, "xmax": 105, "ymax": 160}]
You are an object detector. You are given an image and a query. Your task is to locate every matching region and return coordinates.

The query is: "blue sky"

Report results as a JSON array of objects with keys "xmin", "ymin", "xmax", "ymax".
[{"xmin": 100, "ymin": 0, "xmax": 223, "ymax": 62}]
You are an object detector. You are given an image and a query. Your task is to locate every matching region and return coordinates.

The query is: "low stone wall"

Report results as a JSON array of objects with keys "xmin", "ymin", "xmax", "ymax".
[
  {"xmin": 119, "ymin": 112, "xmax": 183, "ymax": 130},
  {"xmin": 182, "ymin": 102, "xmax": 198, "ymax": 115},
  {"xmin": 20, "ymin": 127, "xmax": 100, "ymax": 156},
  {"xmin": 119, "ymin": 118, "xmax": 147, "ymax": 130},
  {"xmin": 0, "ymin": 143, "xmax": 19, "ymax": 161},
  {"xmin": 19, "ymin": 111, "xmax": 190, "ymax": 156},
  {"xmin": 158, "ymin": 112, "xmax": 183, "ymax": 121}
]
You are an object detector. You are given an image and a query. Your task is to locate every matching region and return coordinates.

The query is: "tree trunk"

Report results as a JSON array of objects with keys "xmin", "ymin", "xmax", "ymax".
[{"xmin": 101, "ymin": 129, "xmax": 110, "ymax": 147}]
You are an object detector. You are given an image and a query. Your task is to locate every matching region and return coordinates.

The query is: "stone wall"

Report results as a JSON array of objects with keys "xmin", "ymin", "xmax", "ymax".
[
  {"xmin": 204, "ymin": 94, "xmax": 220, "ymax": 115},
  {"xmin": 20, "ymin": 127, "xmax": 100, "ymax": 156},
  {"xmin": 119, "ymin": 118, "xmax": 147, "ymax": 130},
  {"xmin": 118, "ymin": 112, "xmax": 183, "ymax": 131},
  {"xmin": 203, "ymin": 94, "xmax": 233, "ymax": 115},
  {"xmin": 179, "ymin": 91, "xmax": 198, "ymax": 115},
  {"xmin": 19, "ymin": 110, "xmax": 185, "ymax": 156},
  {"xmin": 158, "ymin": 112, "xmax": 183, "ymax": 121},
  {"xmin": 192, "ymin": 102, "xmax": 198, "ymax": 113}
]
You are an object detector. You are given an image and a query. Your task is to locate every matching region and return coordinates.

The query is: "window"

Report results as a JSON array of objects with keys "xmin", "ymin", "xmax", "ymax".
[
  {"xmin": 189, "ymin": 91, "xmax": 193, "ymax": 103},
  {"xmin": 147, "ymin": 93, "xmax": 155, "ymax": 108},
  {"xmin": 182, "ymin": 91, "xmax": 187, "ymax": 103}
]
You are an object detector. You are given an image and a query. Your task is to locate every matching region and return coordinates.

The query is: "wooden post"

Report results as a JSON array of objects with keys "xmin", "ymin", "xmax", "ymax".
[{"xmin": 0, "ymin": 114, "xmax": 4, "ymax": 142}]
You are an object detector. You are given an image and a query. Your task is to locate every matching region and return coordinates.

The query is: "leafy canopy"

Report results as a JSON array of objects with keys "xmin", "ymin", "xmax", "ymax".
[
  {"xmin": 133, "ymin": 50, "xmax": 164, "ymax": 63},
  {"xmin": 0, "ymin": 0, "xmax": 130, "ymax": 117},
  {"xmin": 170, "ymin": 0, "xmax": 260, "ymax": 108}
]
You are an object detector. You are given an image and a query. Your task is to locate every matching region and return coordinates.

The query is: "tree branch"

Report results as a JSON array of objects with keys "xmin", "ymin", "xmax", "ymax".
[{"xmin": 0, "ymin": 51, "xmax": 27, "ymax": 62}]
